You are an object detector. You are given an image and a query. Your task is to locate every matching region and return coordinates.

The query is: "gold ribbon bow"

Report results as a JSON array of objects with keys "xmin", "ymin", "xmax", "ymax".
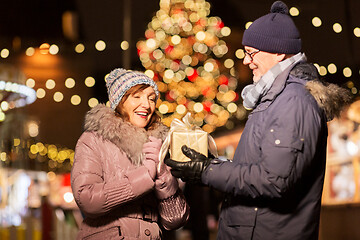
[{"xmin": 158, "ymin": 112, "xmax": 218, "ymax": 171}]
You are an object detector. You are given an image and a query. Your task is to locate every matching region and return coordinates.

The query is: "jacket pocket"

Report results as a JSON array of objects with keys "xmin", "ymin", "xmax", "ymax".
[
  {"xmin": 272, "ymin": 130, "xmax": 304, "ymax": 151},
  {"xmin": 226, "ymin": 206, "xmax": 256, "ymax": 226},
  {"xmin": 262, "ymin": 127, "xmax": 304, "ymax": 178},
  {"xmin": 83, "ymin": 226, "xmax": 124, "ymax": 240},
  {"xmin": 224, "ymin": 206, "xmax": 257, "ymax": 239}
]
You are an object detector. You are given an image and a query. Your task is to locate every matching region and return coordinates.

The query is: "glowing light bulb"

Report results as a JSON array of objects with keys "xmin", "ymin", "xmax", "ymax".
[
  {"xmin": 95, "ymin": 40, "xmax": 106, "ymax": 51},
  {"xmin": 64, "ymin": 192, "xmax": 74, "ymax": 203}
]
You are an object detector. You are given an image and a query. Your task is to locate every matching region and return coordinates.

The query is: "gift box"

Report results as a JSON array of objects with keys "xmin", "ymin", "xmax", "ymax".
[
  {"xmin": 170, "ymin": 129, "xmax": 208, "ymax": 162},
  {"xmin": 158, "ymin": 113, "xmax": 218, "ymax": 170}
]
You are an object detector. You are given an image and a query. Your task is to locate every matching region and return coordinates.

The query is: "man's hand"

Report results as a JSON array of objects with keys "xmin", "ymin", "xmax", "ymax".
[{"xmin": 164, "ymin": 145, "xmax": 211, "ymax": 183}]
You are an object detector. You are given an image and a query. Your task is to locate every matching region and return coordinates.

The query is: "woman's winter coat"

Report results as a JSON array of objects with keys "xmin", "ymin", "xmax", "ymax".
[
  {"xmin": 202, "ymin": 63, "xmax": 351, "ymax": 240},
  {"xmin": 71, "ymin": 105, "xmax": 189, "ymax": 240}
]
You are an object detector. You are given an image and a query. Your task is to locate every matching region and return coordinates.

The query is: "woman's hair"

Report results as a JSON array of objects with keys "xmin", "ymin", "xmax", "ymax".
[{"xmin": 115, "ymin": 84, "xmax": 161, "ymax": 130}]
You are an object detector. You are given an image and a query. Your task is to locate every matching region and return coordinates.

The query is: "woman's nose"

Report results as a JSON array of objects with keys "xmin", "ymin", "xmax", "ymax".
[{"xmin": 141, "ymin": 97, "xmax": 150, "ymax": 108}]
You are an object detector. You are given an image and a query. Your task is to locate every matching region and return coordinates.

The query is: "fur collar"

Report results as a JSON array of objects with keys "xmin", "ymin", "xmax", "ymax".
[
  {"xmin": 84, "ymin": 104, "xmax": 169, "ymax": 166},
  {"xmin": 290, "ymin": 63, "xmax": 352, "ymax": 121},
  {"xmin": 305, "ymin": 81, "xmax": 352, "ymax": 121}
]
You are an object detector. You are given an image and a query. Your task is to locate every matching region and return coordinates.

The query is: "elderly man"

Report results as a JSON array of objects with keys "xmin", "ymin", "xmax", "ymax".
[{"xmin": 165, "ymin": 1, "xmax": 351, "ymax": 239}]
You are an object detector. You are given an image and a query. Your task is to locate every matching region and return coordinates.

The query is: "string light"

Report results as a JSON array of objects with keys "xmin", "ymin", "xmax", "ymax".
[
  {"xmin": 39, "ymin": 43, "xmax": 50, "ymax": 54},
  {"xmin": 75, "ymin": 43, "xmax": 85, "ymax": 53},
  {"xmin": 14, "ymin": 139, "xmax": 21, "ymax": 147},
  {"xmin": 26, "ymin": 47, "xmax": 35, "ymax": 56},
  {"xmin": 312, "ymin": 17, "xmax": 322, "ymax": 27},
  {"xmin": 245, "ymin": 22, "xmax": 252, "ymax": 29},
  {"xmin": 88, "ymin": 98, "xmax": 99, "ymax": 108},
  {"xmin": 36, "ymin": 88, "xmax": 46, "ymax": 98},
  {"xmin": 65, "ymin": 78, "xmax": 75, "ymax": 88},
  {"xmin": 45, "ymin": 79, "xmax": 56, "ymax": 89},
  {"xmin": 70, "ymin": 95, "xmax": 81, "ymax": 105},
  {"xmin": 1, "ymin": 49, "xmax": 10, "ymax": 58},
  {"xmin": 28, "ymin": 121, "xmax": 39, "ymax": 137},
  {"xmin": 224, "ymin": 59, "xmax": 234, "ymax": 68},
  {"xmin": 84, "ymin": 77, "xmax": 95, "ymax": 87},
  {"xmin": 327, "ymin": 63, "xmax": 337, "ymax": 74},
  {"xmin": 354, "ymin": 27, "xmax": 360, "ymax": 37},
  {"xmin": 333, "ymin": 23, "xmax": 342, "ymax": 33},
  {"xmin": 1, "ymin": 101, "xmax": 9, "ymax": 111},
  {"xmin": 49, "ymin": 44, "xmax": 59, "ymax": 55},
  {"xmin": 26, "ymin": 78, "xmax": 36, "ymax": 88},
  {"xmin": 343, "ymin": 67, "xmax": 352, "ymax": 77},
  {"xmin": 319, "ymin": 66, "xmax": 327, "ymax": 76},
  {"xmin": 235, "ymin": 49, "xmax": 245, "ymax": 59},
  {"xmin": 0, "ymin": 112, "xmax": 5, "ymax": 122},
  {"xmin": 2, "ymin": 138, "xmax": 76, "ymax": 171},
  {"xmin": 53, "ymin": 92, "xmax": 64, "ymax": 102},
  {"xmin": 95, "ymin": 40, "xmax": 106, "ymax": 51},
  {"xmin": 120, "ymin": 41, "xmax": 129, "ymax": 50},
  {"xmin": 0, "ymin": 8, "xmax": 354, "ymax": 81},
  {"xmin": 0, "ymin": 1, "xmax": 357, "ymax": 116},
  {"xmin": 289, "ymin": 7, "xmax": 299, "ymax": 16}
]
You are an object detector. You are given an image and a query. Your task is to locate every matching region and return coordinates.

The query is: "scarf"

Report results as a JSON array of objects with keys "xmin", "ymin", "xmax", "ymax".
[{"xmin": 241, "ymin": 52, "xmax": 306, "ymax": 110}]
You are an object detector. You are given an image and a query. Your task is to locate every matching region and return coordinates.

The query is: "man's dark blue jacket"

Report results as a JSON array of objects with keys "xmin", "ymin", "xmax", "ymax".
[{"xmin": 202, "ymin": 63, "xmax": 350, "ymax": 240}]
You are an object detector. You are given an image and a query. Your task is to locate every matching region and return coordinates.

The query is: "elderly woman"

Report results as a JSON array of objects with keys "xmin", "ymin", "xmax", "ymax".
[{"xmin": 71, "ymin": 68, "xmax": 189, "ymax": 239}]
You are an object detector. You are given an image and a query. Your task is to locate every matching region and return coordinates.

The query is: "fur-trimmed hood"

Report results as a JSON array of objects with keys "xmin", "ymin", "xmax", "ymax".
[
  {"xmin": 83, "ymin": 104, "xmax": 168, "ymax": 165},
  {"xmin": 290, "ymin": 63, "xmax": 353, "ymax": 121}
]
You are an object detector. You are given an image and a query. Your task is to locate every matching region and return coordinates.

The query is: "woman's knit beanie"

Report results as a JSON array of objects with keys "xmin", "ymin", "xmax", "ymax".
[
  {"xmin": 106, "ymin": 68, "xmax": 159, "ymax": 109},
  {"xmin": 242, "ymin": 1, "xmax": 301, "ymax": 54}
]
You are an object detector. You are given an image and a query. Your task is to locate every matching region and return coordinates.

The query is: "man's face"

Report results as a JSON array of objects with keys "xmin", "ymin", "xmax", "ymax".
[{"xmin": 243, "ymin": 46, "xmax": 285, "ymax": 83}]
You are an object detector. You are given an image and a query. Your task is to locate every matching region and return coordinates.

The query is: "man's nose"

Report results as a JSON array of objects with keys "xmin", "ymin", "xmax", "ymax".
[{"xmin": 243, "ymin": 55, "xmax": 251, "ymax": 65}]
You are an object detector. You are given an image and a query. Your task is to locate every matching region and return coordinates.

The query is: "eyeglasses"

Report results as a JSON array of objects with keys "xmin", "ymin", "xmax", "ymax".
[{"xmin": 243, "ymin": 49, "xmax": 260, "ymax": 61}]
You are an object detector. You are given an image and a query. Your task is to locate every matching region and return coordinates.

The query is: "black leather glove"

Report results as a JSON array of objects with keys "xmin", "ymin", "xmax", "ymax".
[{"xmin": 164, "ymin": 145, "xmax": 212, "ymax": 183}]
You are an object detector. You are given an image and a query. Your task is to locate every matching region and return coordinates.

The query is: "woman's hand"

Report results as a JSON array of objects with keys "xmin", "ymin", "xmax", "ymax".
[
  {"xmin": 143, "ymin": 159, "xmax": 156, "ymax": 180},
  {"xmin": 143, "ymin": 136, "xmax": 162, "ymax": 180},
  {"xmin": 154, "ymin": 152, "xmax": 179, "ymax": 199},
  {"xmin": 143, "ymin": 136, "xmax": 162, "ymax": 163}
]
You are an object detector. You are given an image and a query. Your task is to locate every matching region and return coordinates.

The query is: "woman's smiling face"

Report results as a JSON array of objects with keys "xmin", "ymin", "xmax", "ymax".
[{"xmin": 121, "ymin": 86, "xmax": 156, "ymax": 128}]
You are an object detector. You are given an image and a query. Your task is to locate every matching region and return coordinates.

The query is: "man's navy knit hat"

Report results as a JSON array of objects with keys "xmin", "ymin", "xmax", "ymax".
[
  {"xmin": 106, "ymin": 68, "xmax": 159, "ymax": 109},
  {"xmin": 242, "ymin": 1, "xmax": 301, "ymax": 54}
]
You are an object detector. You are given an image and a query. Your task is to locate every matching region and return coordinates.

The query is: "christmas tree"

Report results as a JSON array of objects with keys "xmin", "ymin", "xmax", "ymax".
[{"xmin": 137, "ymin": 0, "xmax": 241, "ymax": 133}]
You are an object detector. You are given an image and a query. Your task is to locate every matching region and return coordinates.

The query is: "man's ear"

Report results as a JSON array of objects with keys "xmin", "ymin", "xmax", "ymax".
[{"xmin": 276, "ymin": 53, "xmax": 286, "ymax": 62}]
